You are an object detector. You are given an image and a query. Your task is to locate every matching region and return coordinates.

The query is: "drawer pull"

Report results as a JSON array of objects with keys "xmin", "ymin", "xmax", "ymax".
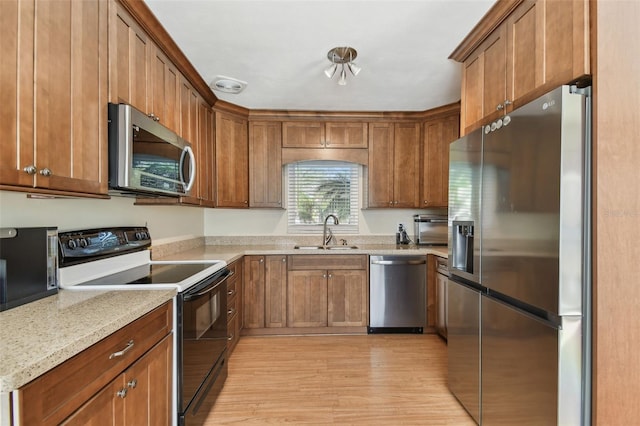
[
  {"xmin": 227, "ymin": 289, "xmax": 235, "ymax": 296},
  {"xmin": 116, "ymin": 388, "xmax": 128, "ymax": 399},
  {"xmin": 109, "ymin": 340, "xmax": 134, "ymax": 359},
  {"xmin": 227, "ymin": 333, "xmax": 234, "ymax": 341},
  {"xmin": 127, "ymin": 378, "xmax": 138, "ymax": 389},
  {"xmin": 227, "ymin": 308, "xmax": 236, "ymax": 316}
]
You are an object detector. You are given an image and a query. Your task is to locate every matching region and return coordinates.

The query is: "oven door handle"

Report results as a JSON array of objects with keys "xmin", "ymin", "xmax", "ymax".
[{"xmin": 183, "ymin": 270, "xmax": 234, "ymax": 301}]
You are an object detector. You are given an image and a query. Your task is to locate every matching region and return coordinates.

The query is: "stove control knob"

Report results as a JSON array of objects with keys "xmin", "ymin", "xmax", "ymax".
[
  {"xmin": 67, "ymin": 239, "xmax": 77, "ymax": 250},
  {"xmin": 79, "ymin": 238, "xmax": 89, "ymax": 248},
  {"xmin": 135, "ymin": 232, "xmax": 143, "ymax": 240}
]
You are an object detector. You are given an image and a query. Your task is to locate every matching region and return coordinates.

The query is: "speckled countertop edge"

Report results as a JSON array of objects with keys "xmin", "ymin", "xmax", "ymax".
[
  {"xmin": 0, "ymin": 289, "xmax": 175, "ymax": 392},
  {"xmin": 155, "ymin": 243, "xmax": 448, "ymax": 263}
]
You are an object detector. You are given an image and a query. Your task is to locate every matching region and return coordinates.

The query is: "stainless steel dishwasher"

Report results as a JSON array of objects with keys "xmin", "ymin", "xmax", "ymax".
[{"xmin": 368, "ymin": 255, "xmax": 427, "ymax": 333}]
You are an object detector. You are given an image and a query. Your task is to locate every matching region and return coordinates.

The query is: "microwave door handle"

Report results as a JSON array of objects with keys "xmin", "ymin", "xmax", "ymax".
[{"xmin": 180, "ymin": 146, "xmax": 196, "ymax": 192}]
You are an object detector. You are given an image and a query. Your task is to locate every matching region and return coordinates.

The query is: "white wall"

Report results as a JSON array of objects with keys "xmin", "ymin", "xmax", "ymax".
[
  {"xmin": 203, "ymin": 207, "xmax": 427, "ymax": 236},
  {"xmin": 0, "ymin": 191, "xmax": 203, "ymax": 243}
]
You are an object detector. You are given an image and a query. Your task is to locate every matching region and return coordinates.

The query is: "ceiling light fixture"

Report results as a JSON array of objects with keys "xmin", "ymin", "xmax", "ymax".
[
  {"xmin": 324, "ymin": 47, "xmax": 360, "ymax": 85},
  {"xmin": 210, "ymin": 75, "xmax": 247, "ymax": 94}
]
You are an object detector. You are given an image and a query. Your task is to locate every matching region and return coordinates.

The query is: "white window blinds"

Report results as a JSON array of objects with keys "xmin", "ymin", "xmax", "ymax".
[{"xmin": 287, "ymin": 161, "xmax": 359, "ymax": 234}]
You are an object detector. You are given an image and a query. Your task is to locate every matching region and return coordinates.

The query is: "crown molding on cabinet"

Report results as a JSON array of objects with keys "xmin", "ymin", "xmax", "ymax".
[
  {"xmin": 449, "ymin": 0, "xmax": 523, "ymax": 62},
  {"xmin": 213, "ymin": 100, "xmax": 250, "ymax": 118},
  {"xmin": 118, "ymin": 0, "xmax": 217, "ymax": 106}
]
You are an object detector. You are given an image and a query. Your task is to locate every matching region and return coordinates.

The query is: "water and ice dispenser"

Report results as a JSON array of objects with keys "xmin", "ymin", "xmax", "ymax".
[{"xmin": 451, "ymin": 221, "xmax": 475, "ymax": 275}]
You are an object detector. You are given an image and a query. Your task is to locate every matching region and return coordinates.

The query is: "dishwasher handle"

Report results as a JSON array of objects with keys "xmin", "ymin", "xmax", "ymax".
[{"xmin": 371, "ymin": 259, "xmax": 427, "ymax": 266}]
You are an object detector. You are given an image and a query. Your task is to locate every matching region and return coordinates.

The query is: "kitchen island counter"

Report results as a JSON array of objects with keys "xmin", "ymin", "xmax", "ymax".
[{"xmin": 0, "ymin": 289, "xmax": 175, "ymax": 393}]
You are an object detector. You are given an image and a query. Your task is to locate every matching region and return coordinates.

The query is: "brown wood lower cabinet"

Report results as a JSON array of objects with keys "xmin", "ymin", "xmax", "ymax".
[
  {"xmin": 63, "ymin": 334, "xmax": 172, "ymax": 426},
  {"xmin": 287, "ymin": 255, "xmax": 368, "ymax": 330},
  {"xmin": 226, "ymin": 258, "xmax": 242, "ymax": 355},
  {"xmin": 17, "ymin": 301, "xmax": 172, "ymax": 425},
  {"xmin": 242, "ymin": 254, "xmax": 368, "ymax": 335}
]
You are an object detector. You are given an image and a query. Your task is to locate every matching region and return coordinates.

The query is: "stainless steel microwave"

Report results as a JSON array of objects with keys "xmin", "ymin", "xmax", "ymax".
[{"xmin": 108, "ymin": 103, "xmax": 195, "ymax": 197}]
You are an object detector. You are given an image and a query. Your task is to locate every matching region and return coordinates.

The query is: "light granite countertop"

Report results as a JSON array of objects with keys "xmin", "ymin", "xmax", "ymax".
[
  {"xmin": 155, "ymin": 243, "xmax": 448, "ymax": 263},
  {"xmin": 0, "ymin": 289, "xmax": 175, "ymax": 393}
]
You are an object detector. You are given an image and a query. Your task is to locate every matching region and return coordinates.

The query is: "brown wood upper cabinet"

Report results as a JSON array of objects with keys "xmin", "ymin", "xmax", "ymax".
[
  {"xmin": 110, "ymin": 1, "xmax": 183, "ymax": 135},
  {"xmin": 282, "ymin": 121, "xmax": 368, "ymax": 148},
  {"xmin": 0, "ymin": 0, "xmax": 108, "ymax": 196},
  {"xmin": 215, "ymin": 112, "xmax": 249, "ymax": 208},
  {"xmin": 198, "ymin": 101, "xmax": 216, "ymax": 207},
  {"xmin": 249, "ymin": 121, "xmax": 283, "ymax": 208},
  {"xmin": 421, "ymin": 114, "xmax": 460, "ymax": 207},
  {"xmin": 367, "ymin": 122, "xmax": 421, "ymax": 208},
  {"xmin": 456, "ymin": 0, "xmax": 590, "ymax": 134}
]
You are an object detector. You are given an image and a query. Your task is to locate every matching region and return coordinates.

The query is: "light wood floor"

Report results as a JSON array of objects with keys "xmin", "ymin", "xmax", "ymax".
[{"xmin": 204, "ymin": 334, "xmax": 476, "ymax": 425}]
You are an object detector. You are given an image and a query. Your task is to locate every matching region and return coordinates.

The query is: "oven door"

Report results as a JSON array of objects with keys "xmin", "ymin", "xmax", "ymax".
[{"xmin": 178, "ymin": 268, "xmax": 231, "ymax": 424}]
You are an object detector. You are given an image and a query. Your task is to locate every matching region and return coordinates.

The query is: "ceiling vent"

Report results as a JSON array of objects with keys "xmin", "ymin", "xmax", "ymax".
[{"xmin": 210, "ymin": 76, "xmax": 247, "ymax": 94}]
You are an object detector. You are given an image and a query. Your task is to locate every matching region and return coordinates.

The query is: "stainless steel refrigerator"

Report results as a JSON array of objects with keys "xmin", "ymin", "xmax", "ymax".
[{"xmin": 447, "ymin": 85, "xmax": 591, "ymax": 425}]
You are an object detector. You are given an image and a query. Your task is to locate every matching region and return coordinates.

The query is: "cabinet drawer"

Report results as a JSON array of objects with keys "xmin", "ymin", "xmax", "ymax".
[
  {"xmin": 288, "ymin": 255, "xmax": 368, "ymax": 271},
  {"xmin": 18, "ymin": 301, "xmax": 172, "ymax": 425},
  {"xmin": 227, "ymin": 292, "xmax": 239, "ymax": 322},
  {"xmin": 227, "ymin": 314, "xmax": 240, "ymax": 354}
]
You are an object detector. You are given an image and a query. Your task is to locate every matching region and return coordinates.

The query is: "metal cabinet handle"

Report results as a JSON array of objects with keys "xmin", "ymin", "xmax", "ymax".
[
  {"xmin": 109, "ymin": 340, "xmax": 134, "ymax": 359},
  {"xmin": 23, "ymin": 165, "xmax": 37, "ymax": 175},
  {"xmin": 259, "ymin": 258, "xmax": 264, "ymax": 263},
  {"xmin": 496, "ymin": 103, "xmax": 504, "ymax": 111},
  {"xmin": 371, "ymin": 259, "xmax": 427, "ymax": 265},
  {"xmin": 388, "ymin": 201, "xmax": 393, "ymax": 205},
  {"xmin": 323, "ymin": 274, "xmax": 327, "ymax": 278},
  {"xmin": 228, "ymin": 308, "xmax": 236, "ymax": 316},
  {"xmin": 227, "ymin": 333, "xmax": 234, "ymax": 341},
  {"xmin": 127, "ymin": 378, "xmax": 137, "ymax": 389},
  {"xmin": 504, "ymin": 99, "xmax": 512, "ymax": 107},
  {"xmin": 227, "ymin": 289, "xmax": 236, "ymax": 296},
  {"xmin": 328, "ymin": 274, "xmax": 333, "ymax": 278},
  {"xmin": 282, "ymin": 258, "xmax": 286, "ymax": 262},
  {"xmin": 39, "ymin": 168, "xmax": 52, "ymax": 177},
  {"xmin": 116, "ymin": 388, "xmax": 128, "ymax": 398}
]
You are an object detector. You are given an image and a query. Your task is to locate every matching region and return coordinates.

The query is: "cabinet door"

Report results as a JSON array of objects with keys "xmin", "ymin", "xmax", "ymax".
[
  {"xmin": 327, "ymin": 270, "xmax": 367, "ymax": 327},
  {"xmin": 460, "ymin": 51, "xmax": 483, "ymax": 136},
  {"xmin": 392, "ymin": 122, "xmax": 421, "ymax": 208},
  {"xmin": 265, "ymin": 256, "xmax": 287, "ymax": 328},
  {"xmin": 110, "ymin": 1, "xmax": 150, "ymax": 113},
  {"xmin": 243, "ymin": 256, "xmax": 265, "ymax": 329},
  {"xmin": 216, "ymin": 112, "xmax": 249, "ymax": 207},
  {"xmin": 325, "ymin": 122, "xmax": 368, "ymax": 148},
  {"xmin": 0, "ymin": 0, "xmax": 34, "ymax": 187},
  {"xmin": 62, "ymin": 377, "xmax": 125, "ymax": 426},
  {"xmin": 249, "ymin": 121, "xmax": 282, "ymax": 208},
  {"xmin": 482, "ymin": 25, "xmax": 508, "ymax": 122},
  {"xmin": 421, "ymin": 115, "xmax": 459, "ymax": 207},
  {"xmin": 122, "ymin": 335, "xmax": 172, "ymax": 425},
  {"xmin": 30, "ymin": 0, "xmax": 108, "ymax": 194},
  {"xmin": 149, "ymin": 45, "xmax": 180, "ymax": 133},
  {"xmin": 367, "ymin": 122, "xmax": 394, "ymax": 207},
  {"xmin": 282, "ymin": 121, "xmax": 324, "ymax": 148},
  {"xmin": 287, "ymin": 270, "xmax": 327, "ymax": 327},
  {"xmin": 198, "ymin": 102, "xmax": 215, "ymax": 207}
]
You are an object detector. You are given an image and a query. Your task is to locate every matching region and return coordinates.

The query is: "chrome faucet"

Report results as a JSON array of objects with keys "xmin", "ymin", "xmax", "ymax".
[{"xmin": 322, "ymin": 214, "xmax": 340, "ymax": 247}]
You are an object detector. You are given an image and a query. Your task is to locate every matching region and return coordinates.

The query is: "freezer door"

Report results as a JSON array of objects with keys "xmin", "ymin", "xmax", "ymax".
[
  {"xmin": 481, "ymin": 295, "xmax": 558, "ymax": 425},
  {"xmin": 447, "ymin": 279, "xmax": 480, "ymax": 424},
  {"xmin": 481, "ymin": 85, "xmax": 586, "ymax": 315}
]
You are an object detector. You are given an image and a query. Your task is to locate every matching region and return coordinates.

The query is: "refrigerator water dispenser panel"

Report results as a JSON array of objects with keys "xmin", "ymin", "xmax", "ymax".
[{"xmin": 452, "ymin": 220, "xmax": 474, "ymax": 275}]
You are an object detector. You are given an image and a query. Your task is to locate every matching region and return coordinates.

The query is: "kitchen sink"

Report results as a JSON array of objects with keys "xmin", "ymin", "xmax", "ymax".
[{"xmin": 293, "ymin": 245, "xmax": 359, "ymax": 250}]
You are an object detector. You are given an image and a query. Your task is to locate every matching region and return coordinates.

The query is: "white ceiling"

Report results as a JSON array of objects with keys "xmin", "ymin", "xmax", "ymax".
[{"xmin": 144, "ymin": 0, "xmax": 495, "ymax": 112}]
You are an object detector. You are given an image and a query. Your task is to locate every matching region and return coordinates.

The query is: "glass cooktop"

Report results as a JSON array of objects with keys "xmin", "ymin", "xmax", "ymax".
[{"xmin": 77, "ymin": 262, "xmax": 220, "ymax": 286}]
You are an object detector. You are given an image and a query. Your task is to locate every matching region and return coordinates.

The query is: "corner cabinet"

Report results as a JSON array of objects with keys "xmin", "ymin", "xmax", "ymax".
[
  {"xmin": 215, "ymin": 111, "xmax": 249, "ymax": 208},
  {"xmin": 0, "ymin": 0, "xmax": 109, "ymax": 196},
  {"xmin": 455, "ymin": 0, "xmax": 590, "ymax": 134},
  {"xmin": 226, "ymin": 259, "xmax": 243, "ymax": 355},
  {"xmin": 367, "ymin": 122, "xmax": 421, "ymax": 208},
  {"xmin": 249, "ymin": 121, "xmax": 283, "ymax": 208},
  {"xmin": 17, "ymin": 302, "xmax": 172, "ymax": 425}
]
